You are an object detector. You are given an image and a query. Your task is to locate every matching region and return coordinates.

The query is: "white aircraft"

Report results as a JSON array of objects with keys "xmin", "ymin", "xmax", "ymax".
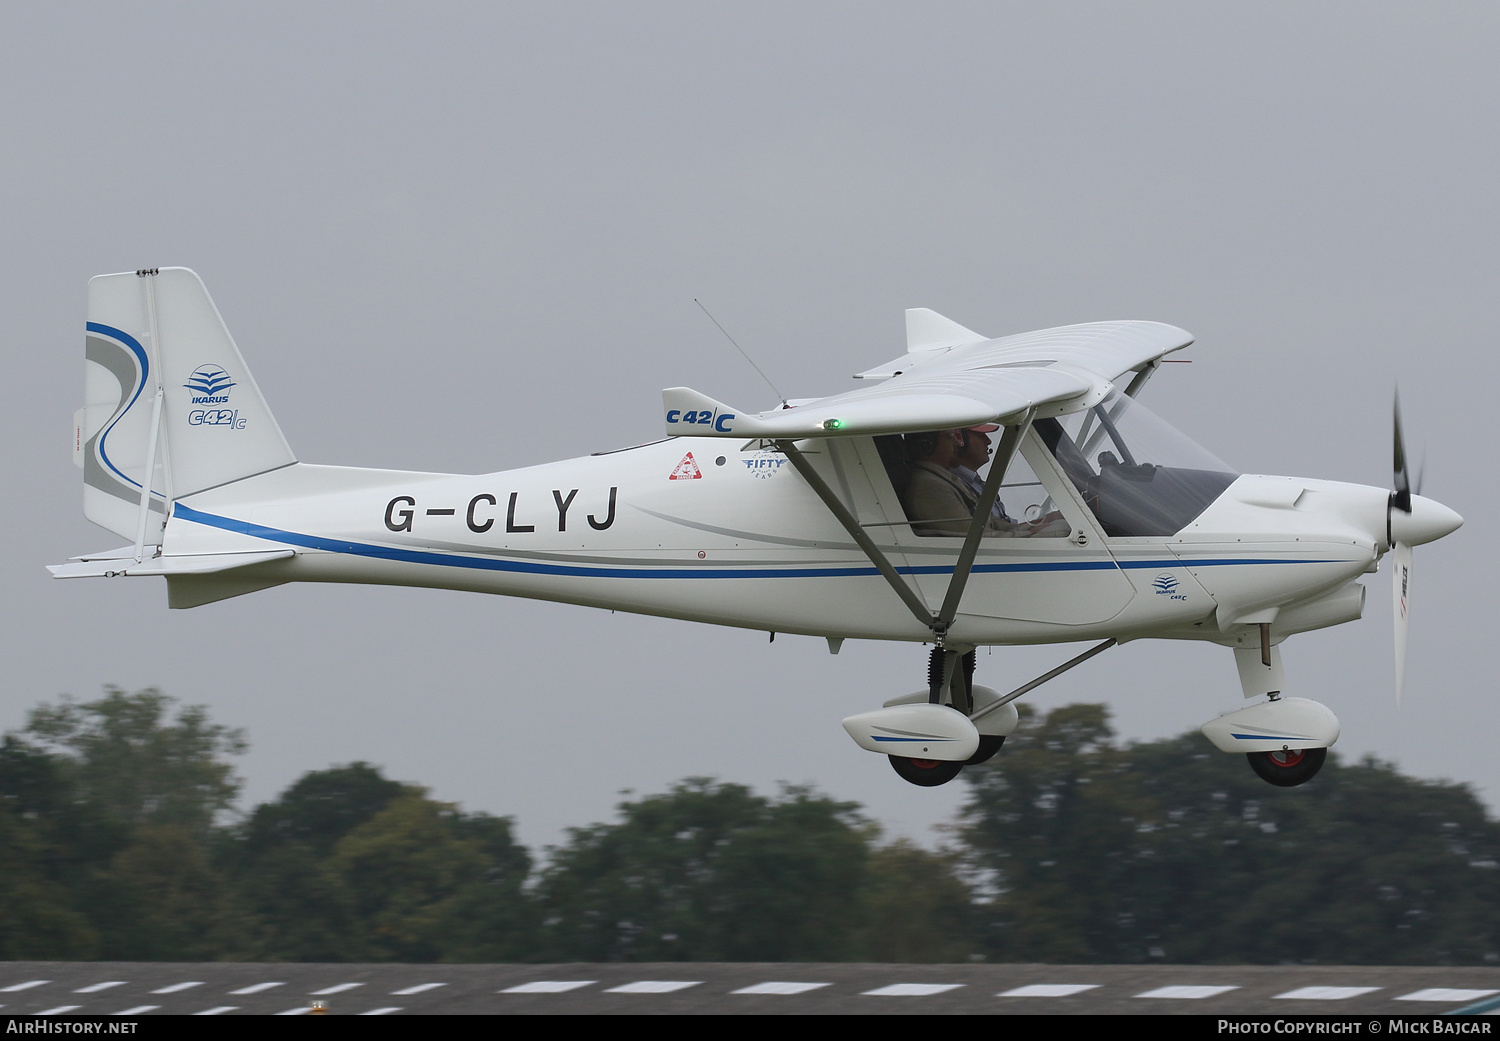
[{"xmin": 53, "ymin": 268, "xmax": 1461, "ymax": 788}]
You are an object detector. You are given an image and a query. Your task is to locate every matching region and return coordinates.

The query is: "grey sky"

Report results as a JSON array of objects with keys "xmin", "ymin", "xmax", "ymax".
[{"xmin": 4, "ymin": 2, "xmax": 1496, "ymax": 852}]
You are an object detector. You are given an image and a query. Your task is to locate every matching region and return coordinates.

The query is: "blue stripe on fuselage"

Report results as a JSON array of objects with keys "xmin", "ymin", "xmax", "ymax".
[{"xmin": 172, "ymin": 504, "xmax": 1341, "ymax": 582}]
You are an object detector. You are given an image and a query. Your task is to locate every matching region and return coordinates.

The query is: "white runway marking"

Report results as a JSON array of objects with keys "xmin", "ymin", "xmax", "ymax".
[
  {"xmin": 311, "ymin": 983, "xmax": 365, "ymax": 995},
  {"xmin": 1398, "ymin": 988, "xmax": 1500, "ymax": 1002},
  {"xmin": 862, "ymin": 983, "xmax": 964, "ymax": 996},
  {"xmin": 193, "ymin": 1006, "xmax": 238, "ymax": 1015},
  {"xmin": 1276, "ymin": 986, "xmax": 1381, "ymax": 1000},
  {"xmin": 114, "ymin": 1006, "xmax": 158, "ymax": 1015},
  {"xmin": 999, "ymin": 983, "xmax": 1100, "ymax": 997},
  {"xmin": 74, "ymin": 982, "xmax": 126, "ymax": 994},
  {"xmin": 36, "ymin": 1007, "xmax": 80, "ymax": 1015},
  {"xmin": 501, "ymin": 981, "xmax": 596, "ymax": 994},
  {"xmin": 274, "ymin": 1007, "xmax": 311, "ymax": 1015},
  {"xmin": 228, "ymin": 981, "xmax": 285, "ymax": 995},
  {"xmin": 1136, "ymin": 985, "xmax": 1239, "ymax": 999},
  {"xmin": 0, "ymin": 981, "xmax": 49, "ymax": 993},
  {"xmin": 391, "ymin": 983, "xmax": 447, "ymax": 995},
  {"xmin": 360, "ymin": 1007, "xmax": 403, "ymax": 1015},
  {"xmin": 150, "ymin": 981, "xmax": 203, "ymax": 994},
  {"xmin": 604, "ymin": 980, "xmax": 702, "ymax": 994},
  {"xmin": 732, "ymin": 982, "xmax": 831, "ymax": 995}
]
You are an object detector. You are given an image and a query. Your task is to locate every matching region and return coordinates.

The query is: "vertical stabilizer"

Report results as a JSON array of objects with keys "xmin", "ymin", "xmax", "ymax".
[
  {"xmin": 79, "ymin": 268, "xmax": 296, "ymax": 540},
  {"xmin": 904, "ymin": 308, "xmax": 988, "ymax": 352}
]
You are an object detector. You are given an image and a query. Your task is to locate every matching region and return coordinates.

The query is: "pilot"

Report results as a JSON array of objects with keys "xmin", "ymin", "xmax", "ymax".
[
  {"xmin": 949, "ymin": 425, "xmax": 1071, "ymax": 537},
  {"xmin": 951, "ymin": 424, "xmax": 1013, "ymax": 524}
]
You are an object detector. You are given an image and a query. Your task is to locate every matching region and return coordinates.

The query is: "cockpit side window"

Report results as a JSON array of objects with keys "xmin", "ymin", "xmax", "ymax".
[{"xmin": 877, "ymin": 430, "xmax": 1070, "ymax": 539}]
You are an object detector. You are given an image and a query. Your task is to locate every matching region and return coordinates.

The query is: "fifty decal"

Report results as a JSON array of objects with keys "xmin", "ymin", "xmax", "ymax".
[{"xmin": 385, "ymin": 488, "xmax": 617, "ymax": 533}]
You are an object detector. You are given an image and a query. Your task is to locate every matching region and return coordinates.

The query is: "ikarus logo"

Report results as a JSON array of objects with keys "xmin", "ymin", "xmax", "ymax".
[
  {"xmin": 1152, "ymin": 573, "xmax": 1187, "ymax": 600},
  {"xmin": 184, "ymin": 364, "xmax": 236, "ymax": 404}
]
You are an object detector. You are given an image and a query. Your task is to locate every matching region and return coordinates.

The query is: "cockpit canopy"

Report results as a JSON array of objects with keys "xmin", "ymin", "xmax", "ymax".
[
  {"xmin": 1035, "ymin": 389, "xmax": 1237, "ymax": 537},
  {"xmin": 879, "ymin": 389, "xmax": 1237, "ymax": 539}
]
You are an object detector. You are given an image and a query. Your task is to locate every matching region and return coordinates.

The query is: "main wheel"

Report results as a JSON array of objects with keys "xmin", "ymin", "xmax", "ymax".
[
  {"xmin": 1246, "ymin": 747, "xmax": 1327, "ymax": 787},
  {"xmin": 966, "ymin": 735, "xmax": 1006, "ymax": 765},
  {"xmin": 889, "ymin": 755, "xmax": 964, "ymax": 787}
]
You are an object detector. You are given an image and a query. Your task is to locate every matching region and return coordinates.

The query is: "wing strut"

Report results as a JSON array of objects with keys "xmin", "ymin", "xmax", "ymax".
[
  {"xmin": 916, "ymin": 412, "xmax": 1035, "ymax": 707},
  {"xmin": 935, "ymin": 409, "xmax": 1035, "ymax": 635},
  {"xmin": 777, "ymin": 409, "xmax": 1037, "ymax": 647},
  {"xmin": 775, "ymin": 440, "xmax": 934, "ymax": 629},
  {"xmin": 1121, "ymin": 359, "xmax": 1158, "ymax": 399}
]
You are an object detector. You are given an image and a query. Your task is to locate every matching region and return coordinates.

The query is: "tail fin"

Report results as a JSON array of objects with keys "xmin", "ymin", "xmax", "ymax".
[{"xmin": 77, "ymin": 268, "xmax": 295, "ymax": 540}]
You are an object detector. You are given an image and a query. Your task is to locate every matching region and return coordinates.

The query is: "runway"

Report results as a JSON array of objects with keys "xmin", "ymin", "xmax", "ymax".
[{"xmin": 4, "ymin": 962, "xmax": 1500, "ymax": 1015}]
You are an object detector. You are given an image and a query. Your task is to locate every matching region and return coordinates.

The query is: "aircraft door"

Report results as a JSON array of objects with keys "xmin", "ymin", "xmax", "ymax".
[
  {"xmin": 880, "ymin": 429, "xmax": 1137, "ymax": 627},
  {"xmin": 1030, "ymin": 396, "xmax": 1228, "ymax": 619}
]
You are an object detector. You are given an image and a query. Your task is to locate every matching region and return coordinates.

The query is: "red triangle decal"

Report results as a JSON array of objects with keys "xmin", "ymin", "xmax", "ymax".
[{"xmin": 669, "ymin": 452, "xmax": 703, "ymax": 480}]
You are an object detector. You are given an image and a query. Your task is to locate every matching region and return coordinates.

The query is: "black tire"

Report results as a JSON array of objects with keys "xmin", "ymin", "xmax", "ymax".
[
  {"xmin": 889, "ymin": 755, "xmax": 964, "ymax": 787},
  {"xmin": 1246, "ymin": 746, "xmax": 1327, "ymax": 787},
  {"xmin": 965, "ymin": 735, "xmax": 1006, "ymax": 765}
]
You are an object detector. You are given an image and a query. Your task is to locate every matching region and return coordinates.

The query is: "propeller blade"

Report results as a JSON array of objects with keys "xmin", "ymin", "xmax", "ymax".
[
  {"xmin": 1392, "ymin": 539, "xmax": 1411, "ymax": 706},
  {"xmin": 1392, "ymin": 393, "xmax": 1411, "ymax": 514}
]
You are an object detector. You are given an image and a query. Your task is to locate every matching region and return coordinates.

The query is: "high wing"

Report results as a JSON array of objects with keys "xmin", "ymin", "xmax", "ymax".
[{"xmin": 662, "ymin": 312, "xmax": 1193, "ymax": 439}]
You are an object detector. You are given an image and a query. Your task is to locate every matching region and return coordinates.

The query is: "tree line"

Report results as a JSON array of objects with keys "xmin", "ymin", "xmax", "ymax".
[{"xmin": 2, "ymin": 687, "xmax": 1498, "ymax": 965}]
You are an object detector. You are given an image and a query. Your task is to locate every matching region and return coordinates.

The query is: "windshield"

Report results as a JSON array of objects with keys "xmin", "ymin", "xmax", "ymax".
[{"xmin": 1035, "ymin": 390, "xmax": 1237, "ymax": 537}]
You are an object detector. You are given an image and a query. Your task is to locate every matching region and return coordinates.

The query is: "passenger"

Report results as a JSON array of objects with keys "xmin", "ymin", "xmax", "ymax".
[
  {"xmin": 902, "ymin": 430, "xmax": 1004, "ymax": 536},
  {"xmin": 902, "ymin": 428, "xmax": 1072, "ymax": 537}
]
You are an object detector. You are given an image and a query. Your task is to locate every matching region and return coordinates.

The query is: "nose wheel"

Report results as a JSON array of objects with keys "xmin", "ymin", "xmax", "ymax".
[{"xmin": 1246, "ymin": 746, "xmax": 1327, "ymax": 787}]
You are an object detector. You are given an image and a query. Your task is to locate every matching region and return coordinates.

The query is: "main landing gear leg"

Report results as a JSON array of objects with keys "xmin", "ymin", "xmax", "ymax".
[
  {"xmin": 888, "ymin": 639, "xmax": 1121, "ymax": 786},
  {"xmin": 926, "ymin": 646, "xmax": 974, "ymax": 715},
  {"xmin": 889, "ymin": 645, "xmax": 977, "ymax": 787},
  {"xmin": 950, "ymin": 651, "xmax": 1005, "ymax": 765},
  {"xmin": 945, "ymin": 649, "xmax": 1010, "ymax": 764},
  {"xmin": 890, "ymin": 645, "xmax": 997, "ymax": 785}
]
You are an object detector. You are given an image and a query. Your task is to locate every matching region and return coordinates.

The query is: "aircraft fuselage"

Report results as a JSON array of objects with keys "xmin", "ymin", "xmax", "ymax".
[{"xmin": 162, "ymin": 432, "xmax": 1382, "ymax": 649}]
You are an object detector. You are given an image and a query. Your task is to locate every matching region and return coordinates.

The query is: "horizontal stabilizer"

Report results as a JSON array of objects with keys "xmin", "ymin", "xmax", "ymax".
[{"xmin": 48, "ymin": 548, "xmax": 293, "ymax": 579}]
